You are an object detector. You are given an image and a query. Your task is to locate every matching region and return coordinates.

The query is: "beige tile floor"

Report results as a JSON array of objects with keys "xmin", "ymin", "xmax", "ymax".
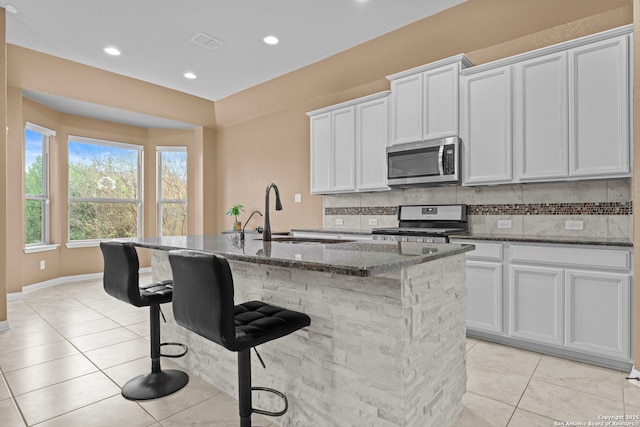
[{"xmin": 0, "ymin": 274, "xmax": 636, "ymax": 426}]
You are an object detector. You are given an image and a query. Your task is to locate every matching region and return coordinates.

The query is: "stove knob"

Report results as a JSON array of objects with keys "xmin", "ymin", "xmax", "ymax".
[
  {"xmin": 402, "ymin": 237, "xmax": 408, "ymax": 242},
  {"xmin": 417, "ymin": 238, "xmax": 424, "ymax": 243},
  {"xmin": 427, "ymin": 238, "xmax": 434, "ymax": 243}
]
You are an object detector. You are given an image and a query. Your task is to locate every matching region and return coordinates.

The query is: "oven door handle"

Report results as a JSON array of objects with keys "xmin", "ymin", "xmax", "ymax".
[{"xmin": 438, "ymin": 144, "xmax": 445, "ymax": 176}]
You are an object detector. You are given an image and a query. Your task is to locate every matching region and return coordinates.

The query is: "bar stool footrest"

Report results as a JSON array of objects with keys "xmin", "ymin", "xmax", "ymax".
[
  {"xmin": 160, "ymin": 342, "xmax": 188, "ymax": 358},
  {"xmin": 251, "ymin": 386, "xmax": 288, "ymax": 417}
]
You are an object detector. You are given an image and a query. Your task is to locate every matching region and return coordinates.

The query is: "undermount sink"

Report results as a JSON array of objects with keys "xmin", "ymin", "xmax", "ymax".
[{"xmin": 259, "ymin": 236, "xmax": 354, "ymax": 244}]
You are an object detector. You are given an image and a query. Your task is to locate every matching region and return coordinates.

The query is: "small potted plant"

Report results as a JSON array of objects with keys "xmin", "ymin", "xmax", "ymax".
[{"xmin": 226, "ymin": 204, "xmax": 244, "ymax": 231}]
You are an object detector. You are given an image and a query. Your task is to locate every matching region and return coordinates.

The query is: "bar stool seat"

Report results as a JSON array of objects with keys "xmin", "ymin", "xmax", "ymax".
[
  {"xmin": 168, "ymin": 250, "xmax": 310, "ymax": 427},
  {"xmin": 100, "ymin": 241, "xmax": 189, "ymax": 401}
]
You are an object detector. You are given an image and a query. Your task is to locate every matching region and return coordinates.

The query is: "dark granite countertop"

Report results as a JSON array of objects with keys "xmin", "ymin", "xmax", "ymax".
[
  {"xmin": 130, "ymin": 234, "xmax": 474, "ymax": 277},
  {"xmin": 290, "ymin": 228, "xmax": 373, "ymax": 235},
  {"xmin": 290, "ymin": 228, "xmax": 632, "ymax": 248},
  {"xmin": 451, "ymin": 234, "xmax": 633, "ymax": 248}
]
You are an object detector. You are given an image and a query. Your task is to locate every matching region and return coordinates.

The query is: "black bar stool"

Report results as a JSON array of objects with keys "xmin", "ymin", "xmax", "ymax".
[
  {"xmin": 168, "ymin": 250, "xmax": 311, "ymax": 427},
  {"xmin": 100, "ymin": 241, "xmax": 189, "ymax": 400}
]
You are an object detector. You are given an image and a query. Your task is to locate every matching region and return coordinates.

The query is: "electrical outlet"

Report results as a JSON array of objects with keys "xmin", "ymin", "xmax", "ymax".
[
  {"xmin": 565, "ymin": 220, "xmax": 584, "ymax": 230},
  {"xmin": 295, "ymin": 254, "xmax": 302, "ymax": 261},
  {"xmin": 39, "ymin": 260, "xmax": 45, "ymax": 270},
  {"xmin": 335, "ymin": 218, "xmax": 344, "ymax": 226},
  {"xmin": 497, "ymin": 219, "xmax": 512, "ymax": 229},
  {"xmin": 294, "ymin": 193, "xmax": 302, "ymax": 203},
  {"xmin": 368, "ymin": 218, "xmax": 378, "ymax": 226}
]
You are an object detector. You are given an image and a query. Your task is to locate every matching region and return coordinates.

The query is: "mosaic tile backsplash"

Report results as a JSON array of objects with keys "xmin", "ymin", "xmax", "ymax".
[{"xmin": 323, "ymin": 179, "xmax": 633, "ymax": 239}]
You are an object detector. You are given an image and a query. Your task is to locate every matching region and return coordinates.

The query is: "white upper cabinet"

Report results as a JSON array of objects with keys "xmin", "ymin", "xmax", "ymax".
[
  {"xmin": 461, "ymin": 25, "xmax": 632, "ymax": 186},
  {"xmin": 307, "ymin": 91, "xmax": 390, "ymax": 194},
  {"xmin": 514, "ymin": 52, "xmax": 569, "ymax": 181},
  {"xmin": 309, "ymin": 113, "xmax": 332, "ymax": 193},
  {"xmin": 332, "ymin": 106, "xmax": 356, "ymax": 192},
  {"xmin": 389, "ymin": 73, "xmax": 422, "ymax": 145},
  {"xmin": 356, "ymin": 95, "xmax": 390, "ymax": 191},
  {"xmin": 461, "ymin": 66, "xmax": 513, "ymax": 185},
  {"xmin": 568, "ymin": 35, "xmax": 630, "ymax": 178},
  {"xmin": 387, "ymin": 54, "xmax": 472, "ymax": 145}
]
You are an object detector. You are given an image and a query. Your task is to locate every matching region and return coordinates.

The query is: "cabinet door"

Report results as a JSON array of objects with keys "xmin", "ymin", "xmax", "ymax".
[
  {"xmin": 568, "ymin": 35, "xmax": 630, "ymax": 178},
  {"xmin": 466, "ymin": 261, "xmax": 503, "ymax": 334},
  {"xmin": 357, "ymin": 96, "xmax": 389, "ymax": 191},
  {"xmin": 565, "ymin": 269, "xmax": 630, "ymax": 360},
  {"xmin": 390, "ymin": 73, "xmax": 423, "ymax": 145},
  {"xmin": 424, "ymin": 64, "xmax": 458, "ymax": 139},
  {"xmin": 332, "ymin": 107, "xmax": 356, "ymax": 192},
  {"xmin": 461, "ymin": 66, "xmax": 513, "ymax": 185},
  {"xmin": 310, "ymin": 113, "xmax": 332, "ymax": 193},
  {"xmin": 514, "ymin": 52, "xmax": 569, "ymax": 181},
  {"xmin": 509, "ymin": 265, "xmax": 564, "ymax": 345}
]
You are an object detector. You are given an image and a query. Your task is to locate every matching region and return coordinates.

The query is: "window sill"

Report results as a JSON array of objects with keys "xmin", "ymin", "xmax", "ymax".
[
  {"xmin": 66, "ymin": 239, "xmax": 134, "ymax": 249},
  {"xmin": 23, "ymin": 244, "xmax": 60, "ymax": 254},
  {"xmin": 66, "ymin": 241, "xmax": 102, "ymax": 249}
]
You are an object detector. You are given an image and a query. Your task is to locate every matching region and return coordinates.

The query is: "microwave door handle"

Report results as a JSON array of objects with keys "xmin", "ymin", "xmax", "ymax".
[{"xmin": 438, "ymin": 145, "xmax": 445, "ymax": 175}]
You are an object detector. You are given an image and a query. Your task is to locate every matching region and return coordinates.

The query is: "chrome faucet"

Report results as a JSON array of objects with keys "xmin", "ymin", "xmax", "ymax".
[
  {"xmin": 240, "ymin": 210, "xmax": 263, "ymax": 241},
  {"xmin": 263, "ymin": 183, "xmax": 282, "ymax": 242}
]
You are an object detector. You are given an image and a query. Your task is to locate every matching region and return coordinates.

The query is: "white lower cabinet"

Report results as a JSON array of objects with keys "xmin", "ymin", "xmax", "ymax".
[
  {"xmin": 565, "ymin": 269, "xmax": 630, "ymax": 359},
  {"xmin": 509, "ymin": 265, "xmax": 564, "ymax": 345},
  {"xmin": 455, "ymin": 239, "xmax": 632, "ymax": 368},
  {"xmin": 466, "ymin": 261, "xmax": 503, "ymax": 334}
]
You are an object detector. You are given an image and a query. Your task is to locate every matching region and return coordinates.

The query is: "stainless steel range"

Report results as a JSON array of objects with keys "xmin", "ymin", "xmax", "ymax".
[{"xmin": 372, "ymin": 204, "xmax": 468, "ymax": 243}]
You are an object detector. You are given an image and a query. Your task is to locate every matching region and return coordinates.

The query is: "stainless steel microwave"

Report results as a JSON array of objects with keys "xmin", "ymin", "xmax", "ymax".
[{"xmin": 386, "ymin": 137, "xmax": 460, "ymax": 187}]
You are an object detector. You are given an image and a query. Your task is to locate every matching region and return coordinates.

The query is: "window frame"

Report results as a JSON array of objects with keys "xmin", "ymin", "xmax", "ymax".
[
  {"xmin": 157, "ymin": 146, "xmax": 187, "ymax": 237},
  {"xmin": 67, "ymin": 135, "xmax": 143, "ymax": 246},
  {"xmin": 24, "ymin": 122, "xmax": 56, "ymax": 251}
]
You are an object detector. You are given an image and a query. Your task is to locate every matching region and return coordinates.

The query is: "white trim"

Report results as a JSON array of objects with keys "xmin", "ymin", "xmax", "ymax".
[
  {"xmin": 23, "ymin": 244, "xmax": 60, "ymax": 253},
  {"xmin": 22, "ymin": 272, "xmax": 104, "ymax": 293},
  {"xmin": 7, "ymin": 292, "xmax": 24, "ymax": 301},
  {"xmin": 306, "ymin": 91, "xmax": 390, "ymax": 117},
  {"xmin": 386, "ymin": 53, "xmax": 473, "ymax": 81},
  {"xmin": 66, "ymin": 240, "xmax": 101, "ymax": 248},
  {"xmin": 462, "ymin": 24, "xmax": 633, "ymax": 76},
  {"xmin": 157, "ymin": 146, "xmax": 187, "ymax": 152},
  {"xmin": 16, "ymin": 267, "xmax": 152, "ymax": 295},
  {"xmin": 26, "ymin": 121, "xmax": 56, "ymax": 137},
  {"xmin": 68, "ymin": 135, "xmax": 143, "ymax": 151},
  {"xmin": 0, "ymin": 321, "xmax": 10, "ymax": 332}
]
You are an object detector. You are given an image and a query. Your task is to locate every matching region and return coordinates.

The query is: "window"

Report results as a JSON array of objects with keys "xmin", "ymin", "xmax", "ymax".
[
  {"xmin": 68, "ymin": 136, "xmax": 142, "ymax": 242},
  {"xmin": 157, "ymin": 147, "xmax": 187, "ymax": 236},
  {"xmin": 25, "ymin": 122, "xmax": 55, "ymax": 247}
]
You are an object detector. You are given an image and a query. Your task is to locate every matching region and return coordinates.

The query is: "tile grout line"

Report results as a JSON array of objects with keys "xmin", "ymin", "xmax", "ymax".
[
  {"xmin": 504, "ymin": 354, "xmax": 542, "ymax": 426},
  {"xmin": 27, "ymin": 278, "xmax": 211, "ymax": 426}
]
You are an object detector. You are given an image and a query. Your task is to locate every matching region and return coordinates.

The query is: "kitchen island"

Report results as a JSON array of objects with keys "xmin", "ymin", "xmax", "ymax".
[{"xmin": 131, "ymin": 234, "xmax": 474, "ymax": 427}]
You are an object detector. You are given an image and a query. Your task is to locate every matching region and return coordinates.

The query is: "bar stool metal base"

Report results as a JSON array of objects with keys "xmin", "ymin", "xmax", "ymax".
[{"xmin": 121, "ymin": 369, "xmax": 189, "ymax": 401}]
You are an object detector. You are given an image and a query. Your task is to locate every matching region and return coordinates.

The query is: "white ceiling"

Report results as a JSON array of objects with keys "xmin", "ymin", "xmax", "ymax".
[{"xmin": 7, "ymin": 0, "xmax": 466, "ymax": 127}]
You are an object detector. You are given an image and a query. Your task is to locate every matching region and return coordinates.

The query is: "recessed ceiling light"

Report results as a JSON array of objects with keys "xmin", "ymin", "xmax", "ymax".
[
  {"xmin": 104, "ymin": 47, "xmax": 121, "ymax": 56},
  {"xmin": 183, "ymin": 72, "xmax": 197, "ymax": 79},
  {"xmin": 4, "ymin": 4, "xmax": 18, "ymax": 13},
  {"xmin": 263, "ymin": 35, "xmax": 279, "ymax": 45}
]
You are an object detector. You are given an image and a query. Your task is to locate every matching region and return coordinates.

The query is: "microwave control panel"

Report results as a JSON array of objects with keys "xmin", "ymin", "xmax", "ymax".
[{"xmin": 443, "ymin": 146, "xmax": 456, "ymax": 175}]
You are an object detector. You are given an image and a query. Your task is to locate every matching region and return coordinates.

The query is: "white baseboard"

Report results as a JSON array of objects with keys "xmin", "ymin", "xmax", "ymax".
[
  {"xmin": 0, "ymin": 320, "xmax": 10, "ymax": 332},
  {"xmin": 8, "ymin": 266, "xmax": 153, "ymax": 299}
]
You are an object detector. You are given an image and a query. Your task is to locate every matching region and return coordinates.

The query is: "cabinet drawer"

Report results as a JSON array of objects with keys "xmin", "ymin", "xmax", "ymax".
[
  {"xmin": 462, "ymin": 241, "xmax": 503, "ymax": 261},
  {"xmin": 510, "ymin": 244, "xmax": 630, "ymax": 271}
]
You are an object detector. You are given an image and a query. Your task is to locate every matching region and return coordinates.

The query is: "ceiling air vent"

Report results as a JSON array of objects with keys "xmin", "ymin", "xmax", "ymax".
[{"xmin": 190, "ymin": 32, "xmax": 224, "ymax": 50}]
